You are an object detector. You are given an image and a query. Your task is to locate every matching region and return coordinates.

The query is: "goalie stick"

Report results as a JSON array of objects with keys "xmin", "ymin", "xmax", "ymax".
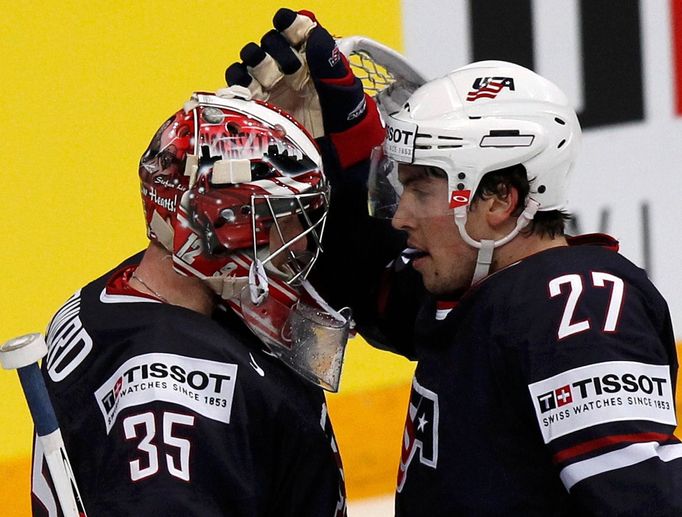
[{"xmin": 0, "ymin": 333, "xmax": 87, "ymax": 517}]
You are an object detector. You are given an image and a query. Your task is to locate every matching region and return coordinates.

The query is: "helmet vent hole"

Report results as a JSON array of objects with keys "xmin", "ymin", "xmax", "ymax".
[
  {"xmin": 554, "ymin": 117, "xmax": 566, "ymax": 125},
  {"xmin": 226, "ymin": 122, "xmax": 241, "ymax": 134},
  {"xmin": 458, "ymin": 172, "xmax": 466, "ymax": 179},
  {"xmin": 558, "ymin": 139, "xmax": 566, "ymax": 149},
  {"xmin": 469, "ymin": 116, "xmax": 481, "ymax": 120},
  {"xmin": 457, "ymin": 183, "xmax": 465, "ymax": 190},
  {"xmin": 538, "ymin": 185, "xmax": 547, "ymax": 194},
  {"xmin": 251, "ymin": 161, "xmax": 273, "ymax": 179},
  {"xmin": 434, "ymin": 135, "xmax": 463, "ymax": 149}
]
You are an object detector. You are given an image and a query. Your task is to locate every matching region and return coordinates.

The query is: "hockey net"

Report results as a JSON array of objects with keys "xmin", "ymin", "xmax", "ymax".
[{"xmin": 336, "ymin": 36, "xmax": 427, "ymax": 115}]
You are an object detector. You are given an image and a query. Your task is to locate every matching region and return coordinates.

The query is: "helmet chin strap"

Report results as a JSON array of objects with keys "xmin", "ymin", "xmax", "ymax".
[
  {"xmin": 248, "ymin": 259, "xmax": 270, "ymax": 304},
  {"xmin": 454, "ymin": 199, "xmax": 540, "ymax": 285},
  {"xmin": 201, "ymin": 248, "xmax": 304, "ymax": 305},
  {"xmin": 202, "ymin": 274, "xmax": 250, "ymax": 301}
]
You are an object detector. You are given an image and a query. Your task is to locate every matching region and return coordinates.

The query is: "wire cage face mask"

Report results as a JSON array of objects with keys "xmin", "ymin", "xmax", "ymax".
[
  {"xmin": 236, "ymin": 185, "xmax": 349, "ymax": 394},
  {"xmin": 248, "ymin": 188, "xmax": 329, "ymax": 286}
]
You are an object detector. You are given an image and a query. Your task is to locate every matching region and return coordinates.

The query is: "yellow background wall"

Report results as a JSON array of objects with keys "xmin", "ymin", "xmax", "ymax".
[
  {"xmin": 3, "ymin": 2, "xmax": 681, "ymax": 516},
  {"xmin": 0, "ymin": 2, "xmax": 415, "ymax": 514}
]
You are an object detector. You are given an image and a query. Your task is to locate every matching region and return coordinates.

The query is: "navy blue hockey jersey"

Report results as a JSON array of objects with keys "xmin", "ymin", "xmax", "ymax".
[
  {"xmin": 31, "ymin": 256, "xmax": 346, "ymax": 516},
  {"xmin": 388, "ymin": 239, "xmax": 682, "ymax": 516}
]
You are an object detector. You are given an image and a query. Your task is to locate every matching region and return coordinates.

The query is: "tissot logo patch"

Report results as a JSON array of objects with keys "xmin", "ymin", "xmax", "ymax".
[
  {"xmin": 95, "ymin": 353, "xmax": 238, "ymax": 433},
  {"xmin": 528, "ymin": 361, "xmax": 676, "ymax": 443},
  {"xmin": 385, "ymin": 117, "xmax": 417, "ymax": 163},
  {"xmin": 537, "ymin": 385, "xmax": 573, "ymax": 413}
]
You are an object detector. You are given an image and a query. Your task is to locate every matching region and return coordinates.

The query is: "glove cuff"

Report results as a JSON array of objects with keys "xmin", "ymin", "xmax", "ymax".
[{"xmin": 328, "ymin": 94, "xmax": 385, "ymax": 170}]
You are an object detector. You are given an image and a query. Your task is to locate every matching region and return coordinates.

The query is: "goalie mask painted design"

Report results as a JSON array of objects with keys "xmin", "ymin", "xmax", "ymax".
[
  {"xmin": 369, "ymin": 60, "xmax": 581, "ymax": 283},
  {"xmin": 138, "ymin": 90, "xmax": 350, "ymax": 391}
]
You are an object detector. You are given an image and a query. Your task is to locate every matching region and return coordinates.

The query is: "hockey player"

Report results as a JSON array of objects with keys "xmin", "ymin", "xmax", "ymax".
[
  {"xmin": 31, "ymin": 13, "xmax": 384, "ymax": 516},
  {"xmin": 230, "ymin": 10, "xmax": 682, "ymax": 514},
  {"xmin": 330, "ymin": 62, "xmax": 682, "ymax": 514},
  {"xmin": 234, "ymin": 9, "xmax": 681, "ymax": 514}
]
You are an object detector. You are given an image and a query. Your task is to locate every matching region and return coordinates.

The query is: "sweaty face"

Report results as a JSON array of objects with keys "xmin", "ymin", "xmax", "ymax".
[{"xmin": 392, "ymin": 164, "xmax": 478, "ymax": 295}]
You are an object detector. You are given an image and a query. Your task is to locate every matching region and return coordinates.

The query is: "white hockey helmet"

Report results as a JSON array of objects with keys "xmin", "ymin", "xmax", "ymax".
[{"xmin": 371, "ymin": 60, "xmax": 581, "ymax": 282}]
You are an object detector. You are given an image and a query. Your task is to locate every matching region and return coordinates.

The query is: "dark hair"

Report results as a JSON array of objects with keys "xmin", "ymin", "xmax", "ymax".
[{"xmin": 473, "ymin": 164, "xmax": 569, "ymax": 238}]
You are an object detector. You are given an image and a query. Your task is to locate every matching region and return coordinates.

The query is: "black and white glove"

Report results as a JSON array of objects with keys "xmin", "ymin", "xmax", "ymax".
[{"xmin": 225, "ymin": 8, "xmax": 385, "ymax": 170}]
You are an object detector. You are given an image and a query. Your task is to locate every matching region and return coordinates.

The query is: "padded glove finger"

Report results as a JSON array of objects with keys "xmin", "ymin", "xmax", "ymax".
[
  {"xmin": 225, "ymin": 62, "xmax": 266, "ymax": 99},
  {"xmin": 261, "ymin": 29, "xmax": 310, "ymax": 92},
  {"xmin": 260, "ymin": 29, "xmax": 302, "ymax": 75},
  {"xmin": 273, "ymin": 8, "xmax": 317, "ymax": 48},
  {"xmin": 272, "ymin": 9, "xmax": 367, "ymax": 132},
  {"xmin": 272, "ymin": 9, "xmax": 384, "ymax": 168},
  {"xmin": 230, "ymin": 37, "xmax": 322, "ymax": 135},
  {"xmin": 240, "ymin": 41, "xmax": 283, "ymax": 90},
  {"xmin": 273, "ymin": 9, "xmax": 347, "ymax": 82}
]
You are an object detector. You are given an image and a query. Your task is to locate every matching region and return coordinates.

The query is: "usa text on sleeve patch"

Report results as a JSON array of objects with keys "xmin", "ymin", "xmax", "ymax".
[
  {"xmin": 95, "ymin": 353, "xmax": 238, "ymax": 433},
  {"xmin": 528, "ymin": 361, "xmax": 676, "ymax": 444}
]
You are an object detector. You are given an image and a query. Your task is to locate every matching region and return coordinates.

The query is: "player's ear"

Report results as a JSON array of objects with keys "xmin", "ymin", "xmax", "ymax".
[{"xmin": 485, "ymin": 183, "xmax": 519, "ymax": 228}]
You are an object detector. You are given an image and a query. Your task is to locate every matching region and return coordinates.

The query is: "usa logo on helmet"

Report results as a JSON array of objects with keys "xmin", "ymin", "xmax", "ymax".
[{"xmin": 466, "ymin": 77, "xmax": 515, "ymax": 101}]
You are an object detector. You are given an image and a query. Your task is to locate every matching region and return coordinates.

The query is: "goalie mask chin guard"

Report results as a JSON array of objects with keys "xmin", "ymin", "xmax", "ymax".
[
  {"xmin": 239, "ymin": 278, "xmax": 351, "ymax": 392},
  {"xmin": 371, "ymin": 60, "xmax": 581, "ymax": 284},
  {"xmin": 138, "ymin": 90, "xmax": 350, "ymax": 390}
]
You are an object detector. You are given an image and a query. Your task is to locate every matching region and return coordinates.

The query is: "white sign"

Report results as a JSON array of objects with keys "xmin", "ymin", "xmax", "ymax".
[
  {"xmin": 95, "ymin": 353, "xmax": 238, "ymax": 433},
  {"xmin": 385, "ymin": 117, "xmax": 418, "ymax": 162},
  {"xmin": 528, "ymin": 361, "xmax": 676, "ymax": 444}
]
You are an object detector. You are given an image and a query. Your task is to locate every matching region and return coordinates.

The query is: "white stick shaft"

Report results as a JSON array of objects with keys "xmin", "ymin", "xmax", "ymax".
[
  {"xmin": 39, "ymin": 430, "xmax": 83, "ymax": 517},
  {"xmin": 1, "ymin": 334, "xmax": 88, "ymax": 517}
]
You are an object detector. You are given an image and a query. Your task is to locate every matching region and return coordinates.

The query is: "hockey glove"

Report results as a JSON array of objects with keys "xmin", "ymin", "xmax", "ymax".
[{"xmin": 225, "ymin": 8, "xmax": 385, "ymax": 170}]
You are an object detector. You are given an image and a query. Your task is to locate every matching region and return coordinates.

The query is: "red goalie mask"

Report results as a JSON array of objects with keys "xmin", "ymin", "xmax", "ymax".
[
  {"xmin": 139, "ymin": 90, "xmax": 329, "ymax": 287},
  {"xmin": 137, "ymin": 89, "xmax": 348, "ymax": 391}
]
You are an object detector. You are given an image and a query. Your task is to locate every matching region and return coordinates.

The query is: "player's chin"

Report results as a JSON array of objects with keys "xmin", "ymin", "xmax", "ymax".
[
  {"xmin": 414, "ymin": 263, "xmax": 438, "ymax": 291},
  {"xmin": 419, "ymin": 266, "xmax": 464, "ymax": 295},
  {"xmin": 421, "ymin": 276, "xmax": 444, "ymax": 295}
]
